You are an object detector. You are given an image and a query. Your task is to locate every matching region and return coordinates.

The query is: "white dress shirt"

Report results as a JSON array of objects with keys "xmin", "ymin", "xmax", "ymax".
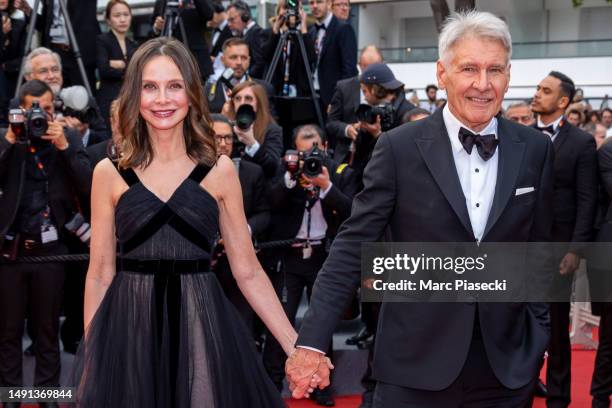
[
  {"xmin": 283, "ymin": 172, "xmax": 332, "ymax": 241},
  {"xmin": 443, "ymin": 104, "xmax": 498, "ymax": 243},
  {"xmin": 536, "ymin": 115, "xmax": 564, "ymax": 142}
]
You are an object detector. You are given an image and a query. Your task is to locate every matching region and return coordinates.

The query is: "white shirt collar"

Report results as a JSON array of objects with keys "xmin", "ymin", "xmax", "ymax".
[
  {"xmin": 537, "ymin": 114, "xmax": 564, "ymax": 132},
  {"xmin": 243, "ymin": 20, "xmax": 256, "ymax": 36},
  {"xmin": 219, "ymin": 19, "xmax": 228, "ymax": 31},
  {"xmin": 443, "ymin": 104, "xmax": 498, "ymax": 154},
  {"xmin": 319, "ymin": 12, "xmax": 333, "ymax": 28}
]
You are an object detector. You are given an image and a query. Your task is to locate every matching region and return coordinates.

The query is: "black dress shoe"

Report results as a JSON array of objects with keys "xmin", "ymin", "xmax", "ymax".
[
  {"xmin": 311, "ymin": 388, "xmax": 335, "ymax": 406},
  {"xmin": 534, "ymin": 379, "xmax": 547, "ymax": 398},
  {"xmin": 346, "ymin": 327, "xmax": 373, "ymax": 346}
]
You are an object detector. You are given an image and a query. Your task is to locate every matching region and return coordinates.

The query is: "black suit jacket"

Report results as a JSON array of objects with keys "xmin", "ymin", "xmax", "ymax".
[
  {"xmin": 267, "ymin": 158, "xmax": 358, "ymax": 241},
  {"xmin": 327, "ymin": 76, "xmax": 360, "ymax": 154},
  {"xmin": 210, "ymin": 23, "xmax": 232, "ymax": 58},
  {"xmin": 205, "ymin": 77, "xmax": 276, "ymax": 117},
  {"xmin": 297, "ymin": 109, "xmax": 555, "ymax": 390},
  {"xmin": 95, "ymin": 31, "xmax": 138, "ymax": 119},
  {"xmin": 0, "ymin": 129, "xmax": 92, "ymax": 246},
  {"xmin": 237, "ymin": 159, "xmax": 270, "ymax": 238},
  {"xmin": 308, "ymin": 16, "xmax": 357, "ymax": 108},
  {"xmin": 243, "ymin": 23, "xmax": 267, "ymax": 79},
  {"xmin": 36, "ymin": 0, "xmax": 100, "ymax": 66},
  {"xmin": 546, "ymin": 121, "xmax": 598, "ymax": 250},
  {"xmin": 152, "ymin": 0, "xmax": 214, "ymax": 77}
]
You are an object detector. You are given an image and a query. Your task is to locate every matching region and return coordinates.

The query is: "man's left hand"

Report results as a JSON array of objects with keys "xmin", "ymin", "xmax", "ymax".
[
  {"xmin": 559, "ymin": 252, "xmax": 581, "ymax": 275},
  {"xmin": 234, "ymin": 125, "xmax": 257, "ymax": 147},
  {"xmin": 61, "ymin": 116, "xmax": 88, "ymax": 136},
  {"xmin": 303, "ymin": 166, "xmax": 331, "ymax": 190},
  {"xmin": 360, "ymin": 115, "xmax": 382, "ymax": 138},
  {"xmin": 42, "ymin": 121, "xmax": 69, "ymax": 150}
]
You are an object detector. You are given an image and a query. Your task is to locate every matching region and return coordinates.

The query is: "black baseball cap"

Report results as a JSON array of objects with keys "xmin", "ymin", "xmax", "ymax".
[{"xmin": 359, "ymin": 63, "xmax": 404, "ymax": 90}]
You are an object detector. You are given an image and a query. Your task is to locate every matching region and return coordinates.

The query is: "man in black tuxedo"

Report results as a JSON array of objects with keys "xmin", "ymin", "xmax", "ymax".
[
  {"xmin": 151, "ymin": 0, "xmax": 214, "ymax": 79},
  {"xmin": 17, "ymin": 0, "xmax": 100, "ymax": 91},
  {"xmin": 327, "ymin": 45, "xmax": 382, "ymax": 163},
  {"xmin": 308, "ymin": 0, "xmax": 357, "ymax": 112},
  {"xmin": 209, "ymin": 114, "xmax": 270, "ymax": 333},
  {"xmin": 227, "ymin": 0, "xmax": 267, "ymax": 79},
  {"xmin": 0, "ymin": 80, "xmax": 91, "ymax": 408},
  {"xmin": 286, "ymin": 11, "xmax": 555, "ymax": 407},
  {"xmin": 530, "ymin": 71, "xmax": 599, "ymax": 408},
  {"xmin": 262, "ymin": 124, "xmax": 358, "ymax": 406},
  {"xmin": 205, "ymin": 38, "xmax": 275, "ymax": 115},
  {"xmin": 208, "ymin": 3, "xmax": 233, "ymax": 80}
]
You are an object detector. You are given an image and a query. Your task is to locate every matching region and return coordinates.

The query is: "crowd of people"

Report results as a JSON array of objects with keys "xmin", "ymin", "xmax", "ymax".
[{"xmin": 0, "ymin": 1, "xmax": 611, "ymax": 408}]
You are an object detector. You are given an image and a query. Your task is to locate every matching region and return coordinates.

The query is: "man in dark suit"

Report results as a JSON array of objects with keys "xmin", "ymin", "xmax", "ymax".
[
  {"xmin": 205, "ymin": 38, "xmax": 275, "ymax": 115},
  {"xmin": 151, "ymin": 0, "xmax": 214, "ymax": 79},
  {"xmin": 286, "ymin": 11, "xmax": 555, "ymax": 407},
  {"xmin": 208, "ymin": 3, "xmax": 233, "ymax": 80},
  {"xmin": 209, "ymin": 114, "xmax": 270, "ymax": 333},
  {"xmin": 262, "ymin": 124, "xmax": 358, "ymax": 406},
  {"xmin": 530, "ymin": 71, "xmax": 599, "ymax": 408},
  {"xmin": 17, "ymin": 0, "xmax": 100, "ymax": 91},
  {"xmin": 226, "ymin": 1, "xmax": 266, "ymax": 79},
  {"xmin": 0, "ymin": 80, "xmax": 91, "ymax": 408},
  {"xmin": 308, "ymin": 0, "xmax": 357, "ymax": 112},
  {"xmin": 327, "ymin": 45, "xmax": 382, "ymax": 163}
]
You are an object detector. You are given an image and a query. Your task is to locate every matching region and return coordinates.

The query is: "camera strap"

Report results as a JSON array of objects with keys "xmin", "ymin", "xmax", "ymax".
[
  {"xmin": 302, "ymin": 193, "xmax": 319, "ymax": 259},
  {"xmin": 28, "ymin": 145, "xmax": 58, "ymax": 244}
]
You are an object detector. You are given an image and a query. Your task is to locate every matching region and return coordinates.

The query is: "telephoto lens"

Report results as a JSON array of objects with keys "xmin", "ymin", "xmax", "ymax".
[{"xmin": 235, "ymin": 104, "xmax": 256, "ymax": 130}]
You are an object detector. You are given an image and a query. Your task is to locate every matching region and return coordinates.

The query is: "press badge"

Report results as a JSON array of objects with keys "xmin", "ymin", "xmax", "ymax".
[{"xmin": 41, "ymin": 224, "xmax": 59, "ymax": 244}]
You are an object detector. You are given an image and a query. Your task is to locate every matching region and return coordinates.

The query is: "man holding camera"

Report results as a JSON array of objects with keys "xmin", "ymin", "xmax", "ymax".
[
  {"xmin": 351, "ymin": 63, "xmax": 414, "ymax": 180},
  {"xmin": 205, "ymin": 38, "xmax": 275, "ymax": 115},
  {"xmin": 0, "ymin": 80, "xmax": 91, "ymax": 405},
  {"xmin": 151, "ymin": 0, "xmax": 215, "ymax": 80},
  {"xmin": 262, "ymin": 124, "xmax": 358, "ymax": 406},
  {"xmin": 227, "ymin": 0, "xmax": 267, "ymax": 79}
]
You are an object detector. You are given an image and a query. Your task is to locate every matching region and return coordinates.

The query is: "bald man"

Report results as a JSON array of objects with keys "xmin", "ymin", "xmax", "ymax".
[{"xmin": 327, "ymin": 45, "xmax": 383, "ymax": 163}]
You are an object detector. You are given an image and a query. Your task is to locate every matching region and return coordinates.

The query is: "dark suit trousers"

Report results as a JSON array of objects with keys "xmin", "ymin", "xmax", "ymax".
[
  {"xmin": 263, "ymin": 245, "xmax": 332, "ymax": 389},
  {"xmin": 591, "ymin": 302, "xmax": 612, "ymax": 407},
  {"xmin": 0, "ymin": 244, "xmax": 66, "ymax": 386},
  {"xmin": 373, "ymin": 331, "xmax": 536, "ymax": 408}
]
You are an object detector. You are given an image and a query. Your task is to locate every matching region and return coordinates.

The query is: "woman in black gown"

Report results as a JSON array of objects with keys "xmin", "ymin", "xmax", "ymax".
[
  {"xmin": 96, "ymin": 0, "xmax": 138, "ymax": 125},
  {"xmin": 73, "ymin": 38, "xmax": 330, "ymax": 407}
]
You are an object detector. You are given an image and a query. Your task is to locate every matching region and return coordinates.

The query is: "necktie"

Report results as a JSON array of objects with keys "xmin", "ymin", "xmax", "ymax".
[
  {"xmin": 315, "ymin": 23, "xmax": 326, "ymax": 31},
  {"xmin": 536, "ymin": 125, "xmax": 555, "ymax": 136},
  {"xmin": 458, "ymin": 127, "xmax": 499, "ymax": 161}
]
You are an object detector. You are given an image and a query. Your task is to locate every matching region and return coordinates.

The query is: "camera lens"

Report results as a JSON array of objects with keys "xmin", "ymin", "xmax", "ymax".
[{"xmin": 235, "ymin": 104, "xmax": 256, "ymax": 130}]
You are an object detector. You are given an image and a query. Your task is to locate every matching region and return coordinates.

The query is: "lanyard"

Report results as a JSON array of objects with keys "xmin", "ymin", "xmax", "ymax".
[{"xmin": 28, "ymin": 145, "xmax": 52, "ymax": 224}]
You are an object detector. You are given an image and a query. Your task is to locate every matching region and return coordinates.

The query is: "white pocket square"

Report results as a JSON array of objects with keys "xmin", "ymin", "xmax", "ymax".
[{"xmin": 515, "ymin": 187, "xmax": 535, "ymax": 196}]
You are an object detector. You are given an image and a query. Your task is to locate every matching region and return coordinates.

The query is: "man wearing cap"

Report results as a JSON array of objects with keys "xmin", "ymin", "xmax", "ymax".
[
  {"xmin": 286, "ymin": 10, "xmax": 554, "ymax": 407},
  {"xmin": 351, "ymin": 63, "xmax": 414, "ymax": 180}
]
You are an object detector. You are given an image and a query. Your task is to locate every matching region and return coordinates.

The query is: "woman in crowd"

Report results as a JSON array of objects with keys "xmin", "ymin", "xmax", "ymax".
[
  {"xmin": 223, "ymin": 80, "xmax": 283, "ymax": 177},
  {"xmin": 0, "ymin": 0, "xmax": 26, "ymax": 122},
  {"xmin": 96, "ymin": 0, "xmax": 138, "ymax": 125}
]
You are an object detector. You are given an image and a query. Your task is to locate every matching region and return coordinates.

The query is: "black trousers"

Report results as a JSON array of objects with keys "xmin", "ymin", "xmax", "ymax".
[
  {"xmin": 0, "ymin": 243, "xmax": 66, "ymax": 386},
  {"xmin": 591, "ymin": 302, "xmax": 612, "ymax": 407},
  {"xmin": 262, "ymin": 245, "xmax": 332, "ymax": 389},
  {"xmin": 373, "ymin": 333, "xmax": 536, "ymax": 408}
]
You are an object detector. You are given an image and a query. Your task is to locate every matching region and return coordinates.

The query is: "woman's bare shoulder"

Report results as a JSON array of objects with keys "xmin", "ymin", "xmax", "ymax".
[{"xmin": 204, "ymin": 155, "xmax": 239, "ymax": 202}]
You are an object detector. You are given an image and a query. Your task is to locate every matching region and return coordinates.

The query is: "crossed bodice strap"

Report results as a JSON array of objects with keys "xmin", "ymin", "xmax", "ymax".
[{"xmin": 117, "ymin": 257, "xmax": 211, "ymax": 274}]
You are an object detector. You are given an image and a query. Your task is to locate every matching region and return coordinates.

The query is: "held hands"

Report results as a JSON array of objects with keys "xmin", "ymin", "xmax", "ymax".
[
  {"xmin": 285, "ymin": 348, "xmax": 334, "ymax": 399},
  {"xmin": 233, "ymin": 125, "xmax": 257, "ymax": 147},
  {"xmin": 42, "ymin": 120, "xmax": 69, "ymax": 150},
  {"xmin": 360, "ymin": 115, "xmax": 382, "ymax": 138},
  {"xmin": 559, "ymin": 252, "xmax": 581, "ymax": 275},
  {"xmin": 302, "ymin": 166, "xmax": 331, "ymax": 190}
]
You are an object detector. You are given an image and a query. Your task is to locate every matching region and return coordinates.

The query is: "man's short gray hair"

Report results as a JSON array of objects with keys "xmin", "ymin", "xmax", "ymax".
[
  {"xmin": 23, "ymin": 47, "xmax": 62, "ymax": 78},
  {"xmin": 506, "ymin": 101, "xmax": 530, "ymax": 110},
  {"xmin": 438, "ymin": 10, "xmax": 512, "ymax": 66}
]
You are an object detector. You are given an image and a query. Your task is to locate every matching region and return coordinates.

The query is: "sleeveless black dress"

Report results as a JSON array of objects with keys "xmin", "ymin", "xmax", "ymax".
[{"xmin": 72, "ymin": 164, "xmax": 285, "ymax": 407}]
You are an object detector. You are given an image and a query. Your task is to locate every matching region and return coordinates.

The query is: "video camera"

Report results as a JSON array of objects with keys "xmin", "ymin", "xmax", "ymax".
[
  {"xmin": 356, "ymin": 103, "xmax": 396, "ymax": 132},
  {"xmin": 8, "ymin": 102, "xmax": 49, "ymax": 142},
  {"xmin": 284, "ymin": 142, "xmax": 326, "ymax": 178}
]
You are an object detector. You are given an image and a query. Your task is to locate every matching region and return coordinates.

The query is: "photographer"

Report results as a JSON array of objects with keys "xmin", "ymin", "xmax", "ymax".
[
  {"xmin": 262, "ymin": 0, "xmax": 316, "ymax": 98},
  {"xmin": 262, "ymin": 124, "xmax": 357, "ymax": 405},
  {"xmin": 0, "ymin": 79, "xmax": 91, "ymax": 395},
  {"xmin": 223, "ymin": 80, "xmax": 283, "ymax": 178},
  {"xmin": 351, "ymin": 63, "xmax": 414, "ymax": 180},
  {"xmin": 151, "ymin": 0, "xmax": 214, "ymax": 80}
]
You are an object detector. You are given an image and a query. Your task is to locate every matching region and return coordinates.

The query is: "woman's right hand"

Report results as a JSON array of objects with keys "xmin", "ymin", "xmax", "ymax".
[{"xmin": 109, "ymin": 59, "xmax": 126, "ymax": 70}]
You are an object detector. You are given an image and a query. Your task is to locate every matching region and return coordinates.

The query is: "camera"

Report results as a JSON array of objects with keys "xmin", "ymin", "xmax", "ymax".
[
  {"xmin": 65, "ymin": 212, "xmax": 91, "ymax": 246},
  {"xmin": 9, "ymin": 101, "xmax": 49, "ymax": 142},
  {"xmin": 235, "ymin": 104, "xmax": 256, "ymax": 131},
  {"xmin": 284, "ymin": 142, "xmax": 325, "ymax": 178},
  {"xmin": 356, "ymin": 103, "xmax": 395, "ymax": 131},
  {"xmin": 284, "ymin": 0, "xmax": 301, "ymax": 28}
]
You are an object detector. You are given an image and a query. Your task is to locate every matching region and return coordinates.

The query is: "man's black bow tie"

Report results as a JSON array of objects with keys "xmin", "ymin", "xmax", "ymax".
[
  {"xmin": 536, "ymin": 125, "xmax": 555, "ymax": 135},
  {"xmin": 214, "ymin": 27, "xmax": 223, "ymax": 33},
  {"xmin": 315, "ymin": 23, "xmax": 326, "ymax": 31},
  {"xmin": 458, "ymin": 127, "xmax": 499, "ymax": 161}
]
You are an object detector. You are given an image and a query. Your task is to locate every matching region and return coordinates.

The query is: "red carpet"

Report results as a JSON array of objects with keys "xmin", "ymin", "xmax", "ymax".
[{"xmin": 286, "ymin": 349, "xmax": 598, "ymax": 408}]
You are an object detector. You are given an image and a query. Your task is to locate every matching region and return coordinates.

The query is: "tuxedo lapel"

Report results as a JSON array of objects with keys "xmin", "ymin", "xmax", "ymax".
[
  {"xmin": 482, "ymin": 117, "xmax": 525, "ymax": 240},
  {"xmin": 319, "ymin": 16, "xmax": 337, "ymax": 61},
  {"xmin": 553, "ymin": 122, "xmax": 570, "ymax": 153},
  {"xmin": 415, "ymin": 110, "xmax": 475, "ymax": 238}
]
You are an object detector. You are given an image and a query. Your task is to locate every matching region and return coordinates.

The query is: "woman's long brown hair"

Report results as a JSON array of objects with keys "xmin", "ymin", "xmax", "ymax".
[
  {"xmin": 227, "ymin": 81, "xmax": 273, "ymax": 144},
  {"xmin": 116, "ymin": 37, "xmax": 216, "ymax": 169}
]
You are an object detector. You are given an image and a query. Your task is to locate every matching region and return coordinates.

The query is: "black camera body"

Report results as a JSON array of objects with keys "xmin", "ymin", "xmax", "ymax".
[
  {"xmin": 356, "ymin": 103, "xmax": 395, "ymax": 132},
  {"xmin": 284, "ymin": 0, "xmax": 301, "ymax": 28},
  {"xmin": 8, "ymin": 102, "xmax": 49, "ymax": 142},
  {"xmin": 284, "ymin": 142, "xmax": 326, "ymax": 178}
]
